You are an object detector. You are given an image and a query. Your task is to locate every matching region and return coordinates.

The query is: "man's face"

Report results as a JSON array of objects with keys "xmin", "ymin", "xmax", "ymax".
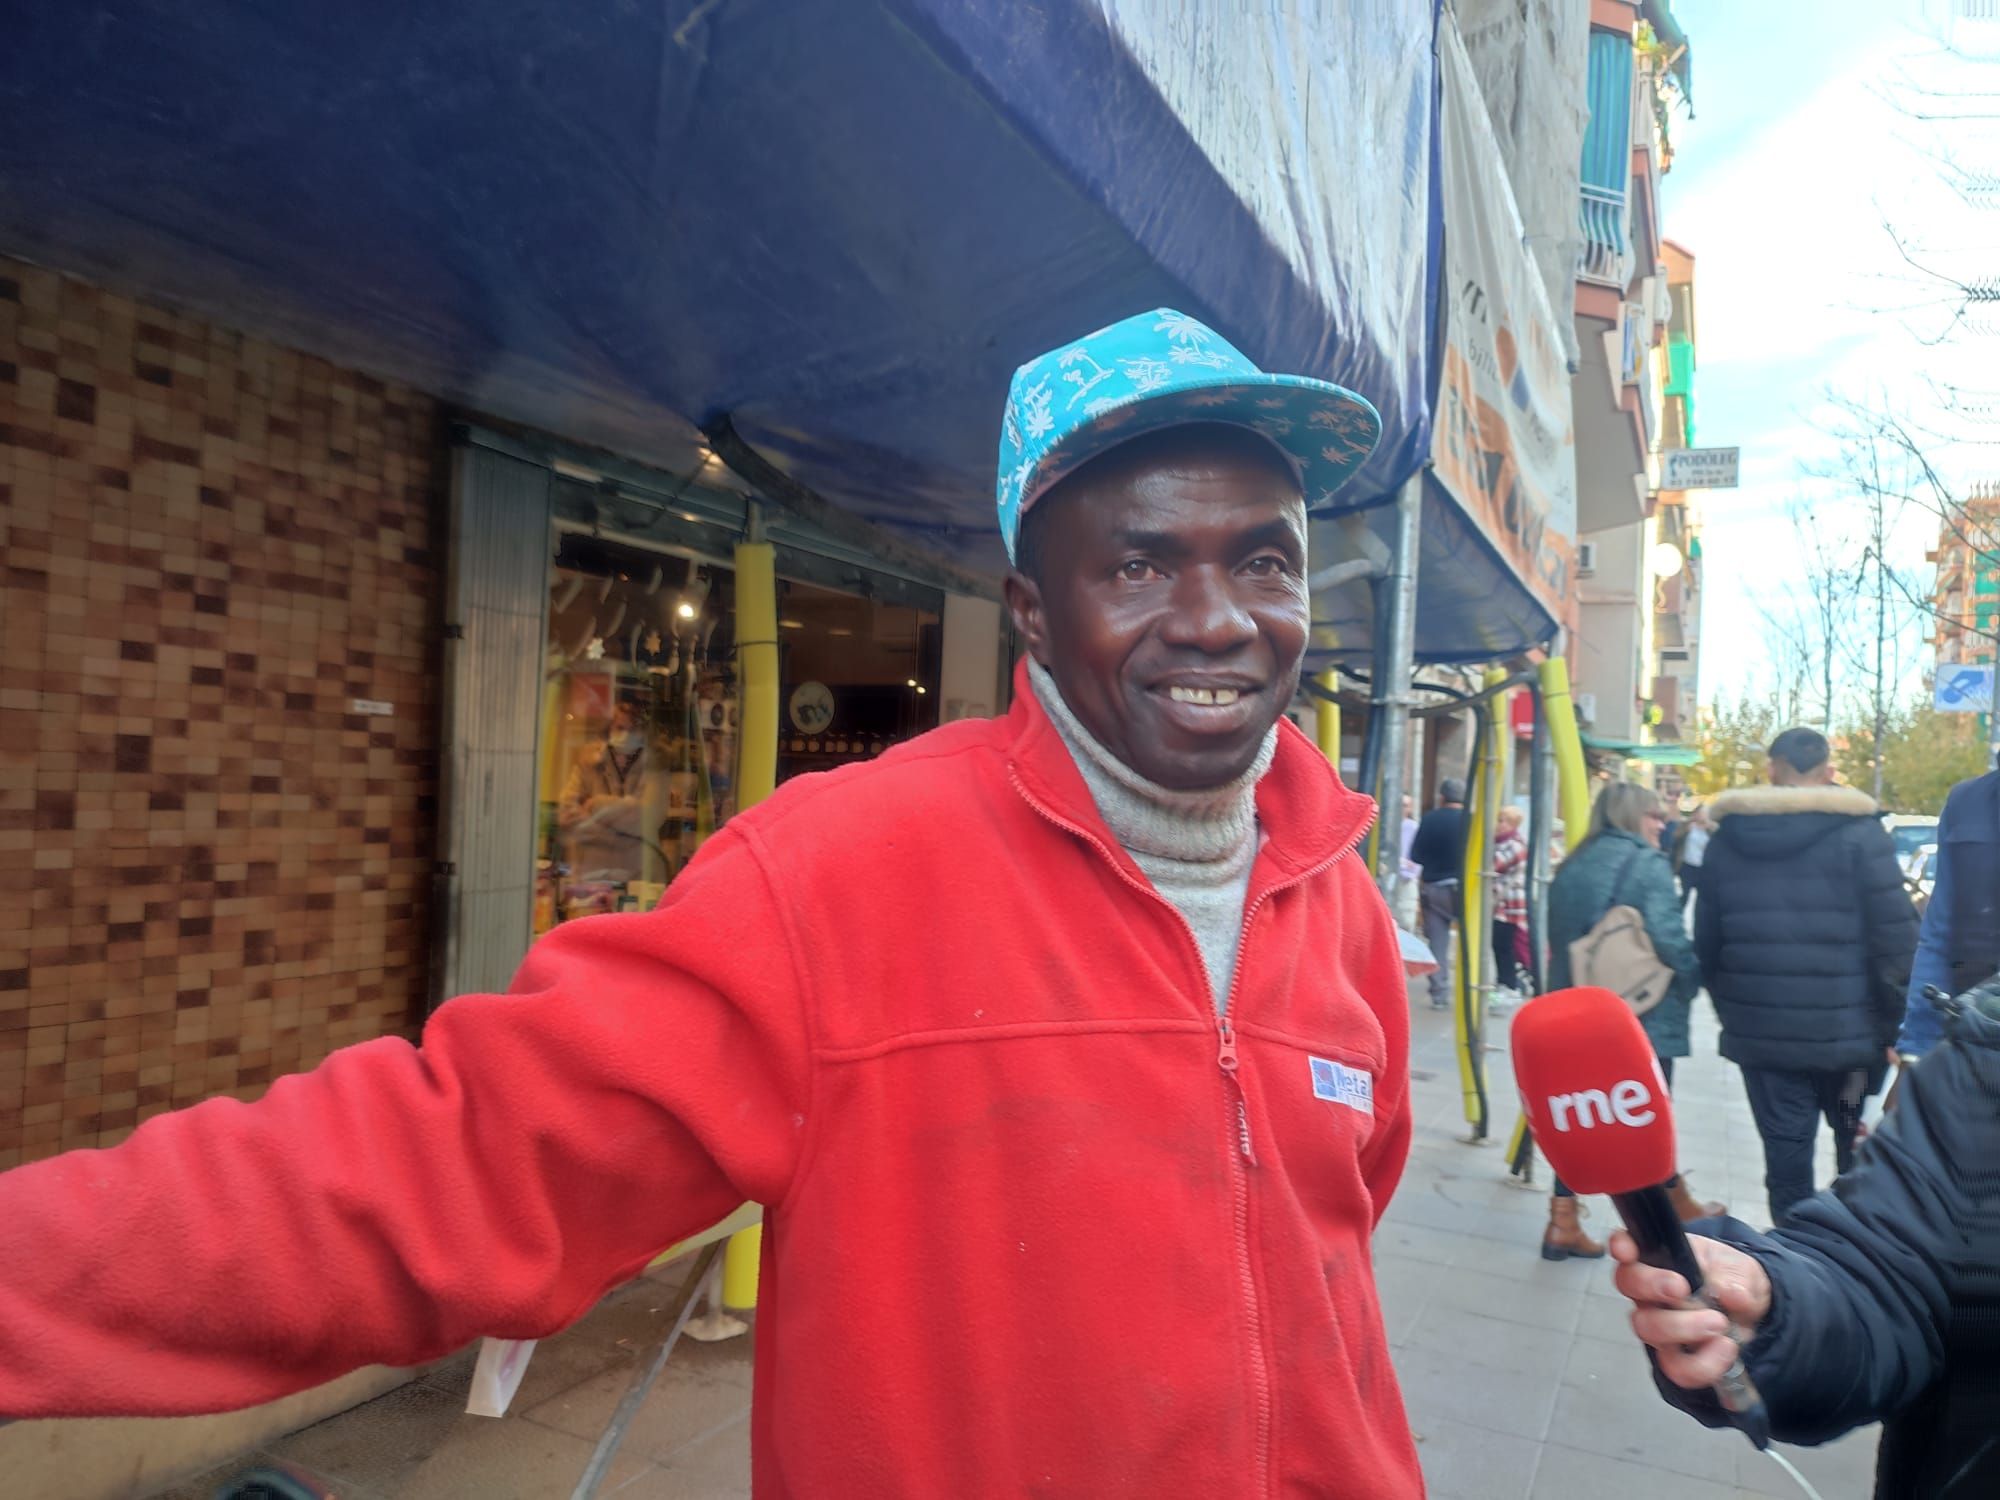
[{"xmin": 1005, "ymin": 437, "xmax": 1309, "ymax": 790}]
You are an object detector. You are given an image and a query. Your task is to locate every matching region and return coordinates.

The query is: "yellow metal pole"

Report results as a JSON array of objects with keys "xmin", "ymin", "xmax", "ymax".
[
  {"xmin": 1314, "ymin": 669, "xmax": 1340, "ymax": 764},
  {"xmin": 720, "ymin": 536, "xmax": 780, "ymax": 1311},
  {"xmin": 1452, "ymin": 670, "xmax": 1504, "ymax": 1138},
  {"xmin": 1537, "ymin": 657, "xmax": 1593, "ymax": 852}
]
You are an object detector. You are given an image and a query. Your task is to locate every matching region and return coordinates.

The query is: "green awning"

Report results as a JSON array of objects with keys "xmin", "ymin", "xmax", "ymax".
[{"xmin": 1582, "ymin": 734, "xmax": 1703, "ymax": 767}]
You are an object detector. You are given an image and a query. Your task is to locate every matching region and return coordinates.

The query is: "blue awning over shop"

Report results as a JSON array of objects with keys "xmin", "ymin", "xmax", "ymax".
[{"xmin": 1, "ymin": 0, "xmax": 1436, "ymax": 571}]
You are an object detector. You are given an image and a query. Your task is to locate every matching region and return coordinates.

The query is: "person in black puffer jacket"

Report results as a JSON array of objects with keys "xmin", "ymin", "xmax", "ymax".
[
  {"xmin": 1697, "ymin": 728, "xmax": 1918, "ymax": 1223},
  {"xmin": 1611, "ymin": 979, "xmax": 2000, "ymax": 1500}
]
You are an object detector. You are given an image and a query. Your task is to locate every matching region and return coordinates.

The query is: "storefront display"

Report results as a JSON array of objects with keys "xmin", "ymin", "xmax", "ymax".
[{"xmin": 533, "ymin": 530, "xmax": 940, "ymax": 935}]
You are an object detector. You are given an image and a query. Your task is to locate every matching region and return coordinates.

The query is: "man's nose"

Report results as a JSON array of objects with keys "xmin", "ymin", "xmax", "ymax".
[{"xmin": 1159, "ymin": 565, "xmax": 1258, "ymax": 652}]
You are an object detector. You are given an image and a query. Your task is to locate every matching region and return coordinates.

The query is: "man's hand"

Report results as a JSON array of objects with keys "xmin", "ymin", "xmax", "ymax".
[{"xmin": 1610, "ymin": 1229, "xmax": 1772, "ymax": 1390}]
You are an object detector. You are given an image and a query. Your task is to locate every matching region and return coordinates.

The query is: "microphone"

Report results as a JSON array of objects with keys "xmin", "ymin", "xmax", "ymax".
[{"xmin": 1511, "ymin": 987, "xmax": 1771, "ymax": 1450}]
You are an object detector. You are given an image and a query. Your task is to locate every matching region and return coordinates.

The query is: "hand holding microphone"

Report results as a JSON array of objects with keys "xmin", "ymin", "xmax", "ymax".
[
  {"xmin": 1511, "ymin": 986, "xmax": 1772, "ymax": 1449},
  {"xmin": 1609, "ymin": 1230, "xmax": 1771, "ymax": 1388}
]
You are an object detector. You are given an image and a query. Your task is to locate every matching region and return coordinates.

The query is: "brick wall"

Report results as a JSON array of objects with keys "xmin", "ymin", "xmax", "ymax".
[{"xmin": 0, "ymin": 258, "xmax": 442, "ymax": 1167}]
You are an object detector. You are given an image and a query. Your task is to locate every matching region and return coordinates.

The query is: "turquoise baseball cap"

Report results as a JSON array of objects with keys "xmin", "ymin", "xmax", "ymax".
[{"xmin": 995, "ymin": 308, "xmax": 1381, "ymax": 562}]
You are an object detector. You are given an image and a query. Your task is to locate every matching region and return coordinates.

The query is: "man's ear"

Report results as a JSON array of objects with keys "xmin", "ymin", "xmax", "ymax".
[{"xmin": 1004, "ymin": 570, "xmax": 1054, "ymax": 667}]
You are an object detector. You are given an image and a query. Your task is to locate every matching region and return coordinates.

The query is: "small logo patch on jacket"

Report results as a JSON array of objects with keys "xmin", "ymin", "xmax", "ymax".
[{"xmin": 1310, "ymin": 1056, "xmax": 1373, "ymax": 1114}]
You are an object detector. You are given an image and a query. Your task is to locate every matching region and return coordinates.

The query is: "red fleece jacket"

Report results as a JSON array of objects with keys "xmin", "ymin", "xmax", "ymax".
[{"xmin": 0, "ymin": 666, "xmax": 1420, "ymax": 1498}]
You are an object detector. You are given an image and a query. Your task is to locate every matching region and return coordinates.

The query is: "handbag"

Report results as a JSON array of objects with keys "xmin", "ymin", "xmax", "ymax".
[{"xmin": 1567, "ymin": 844, "xmax": 1675, "ymax": 1016}]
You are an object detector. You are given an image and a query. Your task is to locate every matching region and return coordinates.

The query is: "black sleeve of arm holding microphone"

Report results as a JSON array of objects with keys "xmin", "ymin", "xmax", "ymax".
[{"xmin": 1652, "ymin": 1018, "xmax": 2000, "ymax": 1444}]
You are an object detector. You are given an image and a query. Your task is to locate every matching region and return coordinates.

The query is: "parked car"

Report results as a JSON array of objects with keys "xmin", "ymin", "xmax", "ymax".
[
  {"xmin": 1906, "ymin": 841, "xmax": 1938, "ymax": 917},
  {"xmin": 1883, "ymin": 813, "xmax": 1940, "ymax": 869}
]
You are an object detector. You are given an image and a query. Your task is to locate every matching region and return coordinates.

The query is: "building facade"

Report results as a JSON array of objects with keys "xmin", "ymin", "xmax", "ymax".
[
  {"xmin": 1570, "ymin": 0, "xmax": 1701, "ymax": 785},
  {"xmin": 0, "ymin": 255, "xmax": 1007, "ymax": 1170}
]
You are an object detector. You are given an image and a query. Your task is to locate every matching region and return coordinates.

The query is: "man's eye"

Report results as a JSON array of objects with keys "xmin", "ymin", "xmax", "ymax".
[
  {"xmin": 1118, "ymin": 559, "xmax": 1162, "ymax": 581},
  {"xmin": 1243, "ymin": 555, "xmax": 1293, "ymax": 577}
]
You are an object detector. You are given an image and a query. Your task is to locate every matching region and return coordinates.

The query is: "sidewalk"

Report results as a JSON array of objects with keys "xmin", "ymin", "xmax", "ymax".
[
  {"xmin": 150, "ymin": 995, "xmax": 1877, "ymax": 1500},
  {"xmin": 1382, "ymin": 989, "xmax": 1879, "ymax": 1500}
]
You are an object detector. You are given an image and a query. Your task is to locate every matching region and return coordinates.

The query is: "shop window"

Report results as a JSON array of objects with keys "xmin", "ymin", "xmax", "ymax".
[{"xmin": 534, "ymin": 532, "xmax": 939, "ymax": 933}]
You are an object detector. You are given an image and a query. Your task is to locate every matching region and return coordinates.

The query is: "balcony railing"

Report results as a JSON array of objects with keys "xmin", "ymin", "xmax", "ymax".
[
  {"xmin": 1580, "ymin": 184, "xmax": 1632, "ymax": 288},
  {"xmin": 1578, "ymin": 30, "xmax": 1636, "ymax": 290}
]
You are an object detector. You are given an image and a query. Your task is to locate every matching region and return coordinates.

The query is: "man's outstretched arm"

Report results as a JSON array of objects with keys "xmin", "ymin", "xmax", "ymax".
[{"xmin": 0, "ymin": 823, "xmax": 810, "ymax": 1419}]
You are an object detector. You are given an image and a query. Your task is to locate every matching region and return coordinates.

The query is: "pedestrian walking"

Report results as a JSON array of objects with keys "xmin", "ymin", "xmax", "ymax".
[
  {"xmin": 1671, "ymin": 803, "xmax": 1710, "ymax": 909},
  {"xmin": 0, "ymin": 308, "xmax": 1427, "ymax": 1497},
  {"xmin": 1897, "ymin": 765, "xmax": 2000, "ymax": 1061},
  {"xmin": 1539, "ymin": 782, "xmax": 1718, "ymax": 1260},
  {"xmin": 1697, "ymin": 727, "xmax": 1917, "ymax": 1224},
  {"xmin": 1395, "ymin": 793, "xmax": 1422, "ymax": 932},
  {"xmin": 1409, "ymin": 778, "xmax": 1469, "ymax": 1009},
  {"xmin": 1491, "ymin": 805, "xmax": 1531, "ymax": 999}
]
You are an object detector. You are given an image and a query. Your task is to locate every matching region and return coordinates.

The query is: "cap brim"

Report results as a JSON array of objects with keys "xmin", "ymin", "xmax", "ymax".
[{"xmin": 1017, "ymin": 371, "xmax": 1382, "ymax": 526}]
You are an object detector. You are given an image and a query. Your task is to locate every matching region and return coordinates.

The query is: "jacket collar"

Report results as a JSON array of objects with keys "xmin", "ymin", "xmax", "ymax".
[
  {"xmin": 1709, "ymin": 784, "xmax": 1880, "ymax": 821},
  {"xmin": 1002, "ymin": 659, "xmax": 1374, "ymax": 880}
]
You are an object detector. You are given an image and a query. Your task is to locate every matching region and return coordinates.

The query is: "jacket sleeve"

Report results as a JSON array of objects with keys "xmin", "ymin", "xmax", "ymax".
[
  {"xmin": 1693, "ymin": 855, "xmax": 1721, "ymax": 979},
  {"xmin": 1638, "ymin": 852, "xmax": 1701, "ymax": 1000},
  {"xmin": 0, "ymin": 823, "xmax": 812, "ymax": 1419},
  {"xmin": 1652, "ymin": 1014, "xmax": 2000, "ymax": 1444},
  {"xmin": 1854, "ymin": 822, "xmax": 1921, "ymax": 1047},
  {"xmin": 1900, "ymin": 835, "xmax": 1953, "ymax": 1055},
  {"xmin": 1406, "ymin": 815, "xmax": 1437, "ymax": 876}
]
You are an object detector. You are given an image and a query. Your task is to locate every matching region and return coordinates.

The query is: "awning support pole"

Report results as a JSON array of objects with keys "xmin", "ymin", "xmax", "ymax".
[{"xmin": 1370, "ymin": 474, "xmax": 1422, "ymax": 897}]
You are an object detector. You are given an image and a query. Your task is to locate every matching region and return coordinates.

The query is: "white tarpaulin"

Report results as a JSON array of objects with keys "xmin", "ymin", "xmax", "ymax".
[
  {"xmin": 1456, "ymin": 0, "xmax": 1591, "ymax": 365},
  {"xmin": 1429, "ymin": 15, "xmax": 1579, "ymax": 628}
]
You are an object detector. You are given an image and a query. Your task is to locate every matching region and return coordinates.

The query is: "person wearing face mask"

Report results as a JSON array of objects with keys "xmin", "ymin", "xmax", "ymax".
[{"xmin": 558, "ymin": 697, "xmax": 652, "ymax": 880}]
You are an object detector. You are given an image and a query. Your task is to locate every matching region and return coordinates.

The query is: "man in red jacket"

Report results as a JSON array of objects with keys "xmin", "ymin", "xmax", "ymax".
[{"xmin": 0, "ymin": 309, "xmax": 1420, "ymax": 1497}]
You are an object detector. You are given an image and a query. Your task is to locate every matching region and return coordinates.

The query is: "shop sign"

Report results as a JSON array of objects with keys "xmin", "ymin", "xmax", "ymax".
[
  {"xmin": 1430, "ymin": 21, "xmax": 1578, "ymax": 629},
  {"xmin": 1660, "ymin": 447, "xmax": 1740, "ymax": 490},
  {"xmin": 789, "ymin": 681, "xmax": 835, "ymax": 734}
]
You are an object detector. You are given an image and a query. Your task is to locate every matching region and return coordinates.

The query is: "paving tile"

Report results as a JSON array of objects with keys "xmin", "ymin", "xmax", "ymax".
[
  {"xmin": 1373, "ymin": 1216, "xmax": 1464, "ymax": 1269},
  {"xmin": 1531, "ymin": 1441, "xmax": 1743, "ymax": 1500},
  {"xmin": 1735, "ymin": 1429, "xmax": 1880, "ymax": 1500},
  {"xmin": 1391, "ymin": 1341, "xmax": 1558, "ymax": 1444},
  {"xmin": 390, "ymin": 1402, "xmax": 656, "ymax": 1500},
  {"xmin": 624, "ymin": 1412, "xmax": 753, "ymax": 1499},
  {"xmin": 1409, "ymin": 1412, "xmax": 1540, "ymax": 1500},
  {"xmin": 1419, "ymin": 1262, "xmax": 1590, "ymax": 1336},
  {"xmin": 263, "ymin": 1381, "xmax": 470, "ymax": 1494},
  {"xmin": 519, "ymin": 1346, "xmax": 753, "ymax": 1462},
  {"xmin": 1371, "ymin": 1253, "xmax": 1436, "ymax": 1345},
  {"xmin": 1400, "ymin": 1301, "xmax": 1575, "ymax": 1383},
  {"xmin": 1547, "ymin": 1330, "xmax": 1741, "ymax": 1486}
]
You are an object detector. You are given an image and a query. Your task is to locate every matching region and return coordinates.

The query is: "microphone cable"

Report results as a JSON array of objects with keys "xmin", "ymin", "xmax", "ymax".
[{"xmin": 1761, "ymin": 1446, "xmax": 1827, "ymax": 1500}]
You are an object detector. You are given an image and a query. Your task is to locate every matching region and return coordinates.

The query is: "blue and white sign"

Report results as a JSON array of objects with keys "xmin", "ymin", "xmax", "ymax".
[
  {"xmin": 1936, "ymin": 664, "xmax": 1993, "ymax": 714},
  {"xmin": 1309, "ymin": 1056, "xmax": 1375, "ymax": 1116}
]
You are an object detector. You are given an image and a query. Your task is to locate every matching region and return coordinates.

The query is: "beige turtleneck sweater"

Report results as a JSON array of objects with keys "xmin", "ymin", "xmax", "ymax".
[{"xmin": 1029, "ymin": 661, "xmax": 1276, "ymax": 1012}]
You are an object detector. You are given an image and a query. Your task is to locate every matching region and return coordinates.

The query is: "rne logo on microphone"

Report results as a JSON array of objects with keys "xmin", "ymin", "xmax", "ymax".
[{"xmin": 1544, "ymin": 1079, "xmax": 1655, "ymax": 1132}]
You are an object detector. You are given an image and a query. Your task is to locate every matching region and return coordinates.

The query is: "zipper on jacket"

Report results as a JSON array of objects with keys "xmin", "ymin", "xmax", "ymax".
[
  {"xmin": 1009, "ymin": 764, "xmax": 1372, "ymax": 1500},
  {"xmin": 1217, "ymin": 1012, "xmax": 1258, "ymax": 1165}
]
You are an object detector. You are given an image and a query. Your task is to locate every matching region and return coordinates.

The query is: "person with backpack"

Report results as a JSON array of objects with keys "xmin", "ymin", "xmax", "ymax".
[
  {"xmin": 1697, "ymin": 728, "xmax": 1917, "ymax": 1223},
  {"xmin": 1536, "ymin": 781, "xmax": 1718, "ymax": 1260}
]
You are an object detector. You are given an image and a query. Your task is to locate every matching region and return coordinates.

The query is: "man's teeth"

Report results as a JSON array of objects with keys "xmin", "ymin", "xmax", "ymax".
[{"xmin": 1167, "ymin": 686, "xmax": 1242, "ymax": 706}]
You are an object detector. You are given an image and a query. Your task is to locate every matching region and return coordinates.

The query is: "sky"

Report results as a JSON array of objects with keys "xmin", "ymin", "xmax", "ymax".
[{"xmin": 1660, "ymin": 0, "xmax": 2000, "ymax": 707}]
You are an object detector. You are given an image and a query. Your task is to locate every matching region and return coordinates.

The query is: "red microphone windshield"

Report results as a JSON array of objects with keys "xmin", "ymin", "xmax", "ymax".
[{"xmin": 1510, "ymin": 987, "xmax": 1677, "ymax": 1195}]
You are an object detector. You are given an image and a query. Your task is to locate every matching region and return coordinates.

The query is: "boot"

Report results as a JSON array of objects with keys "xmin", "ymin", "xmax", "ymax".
[
  {"xmin": 1540, "ymin": 1196, "xmax": 1606, "ymax": 1261},
  {"xmin": 1667, "ymin": 1174, "xmax": 1726, "ymax": 1223}
]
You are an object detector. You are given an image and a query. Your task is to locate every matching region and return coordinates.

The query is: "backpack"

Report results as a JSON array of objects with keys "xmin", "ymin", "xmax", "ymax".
[{"xmin": 1567, "ymin": 844, "xmax": 1675, "ymax": 1016}]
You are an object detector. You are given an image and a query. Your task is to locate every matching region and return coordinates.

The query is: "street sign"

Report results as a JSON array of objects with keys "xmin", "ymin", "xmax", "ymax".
[
  {"xmin": 1936, "ymin": 664, "xmax": 1994, "ymax": 713},
  {"xmin": 1661, "ymin": 447, "xmax": 1740, "ymax": 490}
]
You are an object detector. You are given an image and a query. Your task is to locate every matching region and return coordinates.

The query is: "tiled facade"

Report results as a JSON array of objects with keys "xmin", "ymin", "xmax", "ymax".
[{"xmin": 0, "ymin": 258, "xmax": 441, "ymax": 1167}]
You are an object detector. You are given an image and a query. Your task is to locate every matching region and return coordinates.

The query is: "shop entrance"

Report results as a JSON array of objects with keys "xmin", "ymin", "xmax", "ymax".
[{"xmin": 535, "ymin": 529, "xmax": 941, "ymax": 933}]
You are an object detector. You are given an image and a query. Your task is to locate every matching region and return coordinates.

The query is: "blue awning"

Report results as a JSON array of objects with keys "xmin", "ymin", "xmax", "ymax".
[{"xmin": 0, "ymin": 0, "xmax": 1437, "ymax": 570}]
